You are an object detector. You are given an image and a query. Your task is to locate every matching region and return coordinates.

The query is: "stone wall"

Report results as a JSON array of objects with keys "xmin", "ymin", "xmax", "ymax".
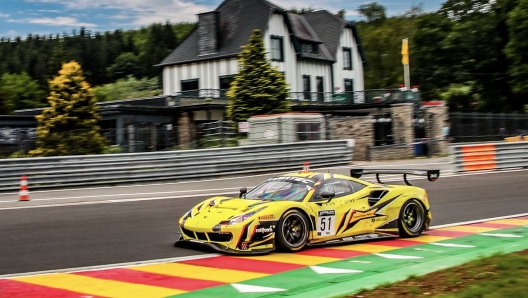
[
  {"xmin": 423, "ymin": 103, "xmax": 448, "ymax": 156},
  {"xmin": 390, "ymin": 103, "xmax": 414, "ymax": 144},
  {"xmin": 178, "ymin": 112, "xmax": 196, "ymax": 148},
  {"xmin": 369, "ymin": 144, "xmax": 414, "ymax": 161},
  {"xmin": 329, "ymin": 116, "xmax": 373, "ymax": 161}
]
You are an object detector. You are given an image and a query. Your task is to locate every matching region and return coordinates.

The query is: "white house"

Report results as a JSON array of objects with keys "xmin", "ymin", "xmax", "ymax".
[{"xmin": 157, "ymin": 0, "xmax": 367, "ymax": 104}]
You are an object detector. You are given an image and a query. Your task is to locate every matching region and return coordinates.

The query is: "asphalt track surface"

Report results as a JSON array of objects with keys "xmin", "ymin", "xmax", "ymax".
[{"xmin": 0, "ymin": 158, "xmax": 526, "ymax": 276}]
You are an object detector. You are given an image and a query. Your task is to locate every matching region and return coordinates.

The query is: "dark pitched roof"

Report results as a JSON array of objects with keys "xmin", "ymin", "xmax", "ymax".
[
  {"xmin": 157, "ymin": 0, "xmax": 365, "ymax": 66},
  {"xmin": 288, "ymin": 13, "xmax": 322, "ymax": 43},
  {"xmin": 302, "ymin": 10, "xmax": 367, "ymax": 66},
  {"xmin": 158, "ymin": 0, "xmax": 278, "ymax": 66}
]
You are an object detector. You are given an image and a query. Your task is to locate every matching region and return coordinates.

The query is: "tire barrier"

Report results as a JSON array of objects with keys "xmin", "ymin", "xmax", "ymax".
[{"xmin": 451, "ymin": 141, "xmax": 528, "ymax": 172}]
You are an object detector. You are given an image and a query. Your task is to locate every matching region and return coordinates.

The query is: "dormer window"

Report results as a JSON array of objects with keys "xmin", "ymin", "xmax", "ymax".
[{"xmin": 301, "ymin": 43, "xmax": 318, "ymax": 54}]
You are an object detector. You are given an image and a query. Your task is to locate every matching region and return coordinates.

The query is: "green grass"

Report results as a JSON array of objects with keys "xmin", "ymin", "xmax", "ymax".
[{"xmin": 347, "ymin": 250, "xmax": 528, "ymax": 298}]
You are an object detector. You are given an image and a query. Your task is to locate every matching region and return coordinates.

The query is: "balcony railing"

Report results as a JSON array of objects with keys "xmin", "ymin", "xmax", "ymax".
[
  {"xmin": 169, "ymin": 89, "xmax": 421, "ymax": 106},
  {"xmin": 289, "ymin": 89, "xmax": 421, "ymax": 105}
]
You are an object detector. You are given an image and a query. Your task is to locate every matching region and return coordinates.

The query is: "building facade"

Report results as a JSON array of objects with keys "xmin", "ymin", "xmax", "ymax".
[{"xmin": 157, "ymin": 0, "xmax": 367, "ymax": 105}]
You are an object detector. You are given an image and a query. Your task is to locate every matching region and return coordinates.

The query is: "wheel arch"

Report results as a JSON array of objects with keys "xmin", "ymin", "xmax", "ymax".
[{"xmin": 282, "ymin": 207, "xmax": 314, "ymax": 230}]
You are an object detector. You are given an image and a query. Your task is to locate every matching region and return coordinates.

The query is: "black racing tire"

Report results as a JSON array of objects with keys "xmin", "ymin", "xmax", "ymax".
[
  {"xmin": 398, "ymin": 199, "xmax": 426, "ymax": 238},
  {"xmin": 276, "ymin": 209, "xmax": 309, "ymax": 252}
]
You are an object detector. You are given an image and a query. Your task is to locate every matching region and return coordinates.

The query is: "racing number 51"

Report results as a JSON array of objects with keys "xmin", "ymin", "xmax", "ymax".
[
  {"xmin": 317, "ymin": 210, "xmax": 336, "ymax": 236},
  {"xmin": 320, "ymin": 217, "xmax": 331, "ymax": 231}
]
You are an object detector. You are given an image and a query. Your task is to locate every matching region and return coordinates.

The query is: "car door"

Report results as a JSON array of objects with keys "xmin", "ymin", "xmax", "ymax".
[{"xmin": 308, "ymin": 178, "xmax": 371, "ymax": 241}]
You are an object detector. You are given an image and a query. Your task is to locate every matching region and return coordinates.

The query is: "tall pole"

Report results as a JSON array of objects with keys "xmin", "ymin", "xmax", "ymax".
[{"xmin": 402, "ymin": 38, "xmax": 410, "ymax": 89}]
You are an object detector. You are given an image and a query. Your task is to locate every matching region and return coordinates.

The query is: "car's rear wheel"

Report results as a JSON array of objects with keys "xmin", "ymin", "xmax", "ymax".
[
  {"xmin": 398, "ymin": 199, "xmax": 426, "ymax": 237},
  {"xmin": 276, "ymin": 210, "xmax": 309, "ymax": 251}
]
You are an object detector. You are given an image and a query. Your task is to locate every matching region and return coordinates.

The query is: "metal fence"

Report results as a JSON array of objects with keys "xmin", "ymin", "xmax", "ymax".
[
  {"xmin": 169, "ymin": 89, "xmax": 421, "ymax": 106},
  {"xmin": 0, "ymin": 140, "xmax": 353, "ymax": 192},
  {"xmin": 1, "ymin": 119, "xmax": 329, "ymax": 157},
  {"xmin": 449, "ymin": 112, "xmax": 528, "ymax": 143},
  {"xmin": 0, "ymin": 126, "xmax": 179, "ymax": 157},
  {"xmin": 451, "ymin": 141, "xmax": 528, "ymax": 172}
]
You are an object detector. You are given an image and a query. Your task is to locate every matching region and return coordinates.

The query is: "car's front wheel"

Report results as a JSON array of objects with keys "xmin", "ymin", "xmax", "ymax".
[
  {"xmin": 398, "ymin": 199, "xmax": 426, "ymax": 237},
  {"xmin": 276, "ymin": 209, "xmax": 309, "ymax": 251}
]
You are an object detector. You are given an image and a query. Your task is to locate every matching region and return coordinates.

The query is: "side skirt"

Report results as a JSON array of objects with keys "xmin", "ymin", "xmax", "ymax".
[{"xmin": 307, "ymin": 232, "xmax": 397, "ymax": 246}]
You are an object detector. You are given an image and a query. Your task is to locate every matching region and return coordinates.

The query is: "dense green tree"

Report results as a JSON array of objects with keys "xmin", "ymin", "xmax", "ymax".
[
  {"xmin": 93, "ymin": 76, "xmax": 161, "ymax": 102},
  {"xmin": 441, "ymin": 82, "xmax": 479, "ymax": 112},
  {"xmin": 30, "ymin": 61, "xmax": 107, "ymax": 156},
  {"xmin": 413, "ymin": 0, "xmax": 520, "ymax": 111},
  {"xmin": 357, "ymin": 13, "xmax": 421, "ymax": 89},
  {"xmin": 227, "ymin": 29, "xmax": 290, "ymax": 123},
  {"xmin": 0, "ymin": 72, "xmax": 46, "ymax": 114},
  {"xmin": 505, "ymin": 0, "xmax": 528, "ymax": 103},
  {"xmin": 412, "ymin": 13, "xmax": 453, "ymax": 100},
  {"xmin": 288, "ymin": 7, "xmax": 316, "ymax": 14},
  {"xmin": 336, "ymin": 9, "xmax": 347, "ymax": 19},
  {"xmin": 107, "ymin": 52, "xmax": 141, "ymax": 80},
  {"xmin": 358, "ymin": 2, "xmax": 387, "ymax": 22},
  {"xmin": 439, "ymin": 0, "xmax": 500, "ymax": 22},
  {"xmin": 0, "ymin": 21, "xmax": 194, "ymax": 110}
]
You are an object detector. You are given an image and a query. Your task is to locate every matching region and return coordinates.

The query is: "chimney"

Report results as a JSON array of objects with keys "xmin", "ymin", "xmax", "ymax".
[{"xmin": 197, "ymin": 11, "xmax": 219, "ymax": 56}]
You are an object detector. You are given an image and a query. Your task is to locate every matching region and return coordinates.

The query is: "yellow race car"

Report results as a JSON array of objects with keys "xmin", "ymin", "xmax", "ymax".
[{"xmin": 175, "ymin": 168, "xmax": 439, "ymax": 254}]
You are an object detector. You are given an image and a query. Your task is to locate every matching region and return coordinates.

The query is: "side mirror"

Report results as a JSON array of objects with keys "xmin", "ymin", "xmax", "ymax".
[
  {"xmin": 239, "ymin": 187, "xmax": 248, "ymax": 198},
  {"xmin": 320, "ymin": 191, "xmax": 335, "ymax": 202}
]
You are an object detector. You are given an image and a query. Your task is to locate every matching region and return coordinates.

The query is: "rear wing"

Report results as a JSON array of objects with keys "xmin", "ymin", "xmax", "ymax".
[{"xmin": 350, "ymin": 169, "xmax": 440, "ymax": 186}]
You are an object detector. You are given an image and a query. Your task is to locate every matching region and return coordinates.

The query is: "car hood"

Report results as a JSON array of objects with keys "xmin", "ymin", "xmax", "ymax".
[{"xmin": 184, "ymin": 197, "xmax": 271, "ymax": 226}]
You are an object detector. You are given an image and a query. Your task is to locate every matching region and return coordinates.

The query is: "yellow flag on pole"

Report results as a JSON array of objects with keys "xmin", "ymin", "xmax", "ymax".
[{"xmin": 402, "ymin": 38, "xmax": 409, "ymax": 65}]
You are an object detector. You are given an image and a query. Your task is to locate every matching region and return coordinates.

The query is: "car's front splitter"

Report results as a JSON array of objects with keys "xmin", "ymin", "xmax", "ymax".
[{"xmin": 174, "ymin": 233, "xmax": 275, "ymax": 255}]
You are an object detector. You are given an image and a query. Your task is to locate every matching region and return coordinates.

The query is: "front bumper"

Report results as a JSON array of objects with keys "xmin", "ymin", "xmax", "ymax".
[{"xmin": 174, "ymin": 233, "xmax": 274, "ymax": 255}]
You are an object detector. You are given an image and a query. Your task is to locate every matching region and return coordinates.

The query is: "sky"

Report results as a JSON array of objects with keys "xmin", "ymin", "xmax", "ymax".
[{"xmin": 0, "ymin": 0, "xmax": 445, "ymax": 39}]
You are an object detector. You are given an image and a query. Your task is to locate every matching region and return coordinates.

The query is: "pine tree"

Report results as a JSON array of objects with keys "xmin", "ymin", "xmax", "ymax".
[
  {"xmin": 30, "ymin": 61, "xmax": 107, "ymax": 156},
  {"xmin": 227, "ymin": 29, "xmax": 290, "ymax": 123}
]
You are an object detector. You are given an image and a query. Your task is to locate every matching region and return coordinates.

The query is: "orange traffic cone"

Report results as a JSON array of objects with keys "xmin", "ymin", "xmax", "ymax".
[
  {"xmin": 302, "ymin": 162, "xmax": 310, "ymax": 173},
  {"xmin": 19, "ymin": 175, "xmax": 29, "ymax": 201}
]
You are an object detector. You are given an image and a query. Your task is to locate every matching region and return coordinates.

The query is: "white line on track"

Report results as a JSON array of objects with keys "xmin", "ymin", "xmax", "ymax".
[
  {"xmin": 0, "ymin": 187, "xmax": 241, "ymax": 203},
  {"xmin": 430, "ymin": 212, "xmax": 528, "ymax": 229},
  {"xmin": 0, "ymin": 192, "xmax": 238, "ymax": 211},
  {"xmin": 0, "ymin": 168, "xmax": 526, "ymax": 210},
  {"xmin": 1, "ymin": 213, "xmax": 526, "ymax": 280},
  {"xmin": 0, "ymin": 254, "xmax": 221, "ymax": 279}
]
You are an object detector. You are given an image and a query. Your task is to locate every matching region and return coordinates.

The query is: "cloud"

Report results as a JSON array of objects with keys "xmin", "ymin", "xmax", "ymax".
[
  {"xmin": 8, "ymin": 16, "xmax": 96, "ymax": 28},
  {"xmin": 0, "ymin": 12, "xmax": 10, "ymax": 18},
  {"xmin": 36, "ymin": 10, "xmax": 62, "ymax": 13},
  {"xmin": 26, "ymin": 0, "xmax": 215, "ymax": 26},
  {"xmin": 0, "ymin": 30, "xmax": 18, "ymax": 37}
]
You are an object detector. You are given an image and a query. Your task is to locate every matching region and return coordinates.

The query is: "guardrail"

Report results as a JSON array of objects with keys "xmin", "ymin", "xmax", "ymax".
[
  {"xmin": 0, "ymin": 140, "xmax": 353, "ymax": 192},
  {"xmin": 450, "ymin": 141, "xmax": 528, "ymax": 172}
]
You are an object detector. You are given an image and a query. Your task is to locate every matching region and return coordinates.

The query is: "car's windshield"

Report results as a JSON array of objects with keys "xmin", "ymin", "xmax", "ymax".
[{"xmin": 245, "ymin": 177, "xmax": 316, "ymax": 202}]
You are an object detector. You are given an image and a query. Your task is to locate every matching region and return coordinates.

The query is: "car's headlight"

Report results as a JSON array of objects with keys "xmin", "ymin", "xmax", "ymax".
[
  {"xmin": 182, "ymin": 209, "xmax": 192, "ymax": 220},
  {"xmin": 228, "ymin": 207, "xmax": 267, "ymax": 225}
]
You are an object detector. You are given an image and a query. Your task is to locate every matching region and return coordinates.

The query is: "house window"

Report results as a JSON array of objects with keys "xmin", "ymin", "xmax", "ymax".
[
  {"xmin": 344, "ymin": 79, "xmax": 354, "ymax": 92},
  {"xmin": 296, "ymin": 123, "xmax": 321, "ymax": 141},
  {"xmin": 316, "ymin": 76, "xmax": 324, "ymax": 102},
  {"xmin": 303, "ymin": 75, "xmax": 311, "ymax": 100},
  {"xmin": 219, "ymin": 75, "xmax": 234, "ymax": 97},
  {"xmin": 271, "ymin": 36, "xmax": 283, "ymax": 61},
  {"xmin": 343, "ymin": 48, "xmax": 352, "ymax": 70},
  {"xmin": 301, "ymin": 43, "xmax": 317, "ymax": 54},
  {"xmin": 181, "ymin": 79, "xmax": 199, "ymax": 94},
  {"xmin": 219, "ymin": 75, "xmax": 234, "ymax": 90},
  {"xmin": 344, "ymin": 78, "xmax": 354, "ymax": 101}
]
